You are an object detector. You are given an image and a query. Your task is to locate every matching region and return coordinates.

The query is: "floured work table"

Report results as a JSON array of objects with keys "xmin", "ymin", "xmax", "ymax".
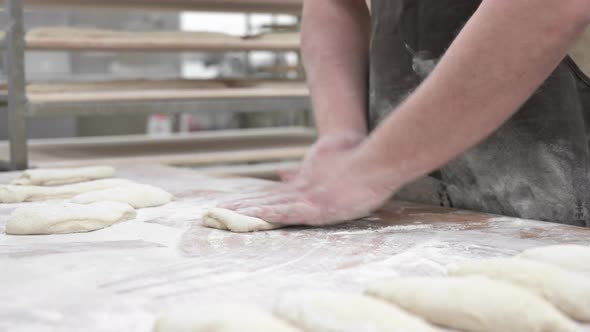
[{"xmin": 1, "ymin": 164, "xmax": 589, "ymax": 331}]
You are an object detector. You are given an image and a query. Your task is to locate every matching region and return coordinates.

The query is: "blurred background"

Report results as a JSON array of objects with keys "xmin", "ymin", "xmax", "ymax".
[{"xmin": 0, "ymin": 6, "xmax": 305, "ymax": 139}]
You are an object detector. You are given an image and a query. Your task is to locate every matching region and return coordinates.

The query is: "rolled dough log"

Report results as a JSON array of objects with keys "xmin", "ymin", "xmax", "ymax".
[
  {"xmin": 154, "ymin": 303, "xmax": 301, "ymax": 332},
  {"xmin": 11, "ymin": 166, "xmax": 115, "ymax": 186},
  {"xmin": 202, "ymin": 208, "xmax": 284, "ymax": 233},
  {"xmin": 72, "ymin": 184, "xmax": 173, "ymax": 208},
  {"xmin": 0, "ymin": 179, "xmax": 135, "ymax": 203},
  {"xmin": 518, "ymin": 244, "xmax": 590, "ymax": 276},
  {"xmin": 6, "ymin": 201, "xmax": 136, "ymax": 235},
  {"xmin": 365, "ymin": 276, "xmax": 578, "ymax": 332},
  {"xmin": 449, "ymin": 258, "xmax": 590, "ymax": 322},
  {"xmin": 274, "ymin": 290, "xmax": 441, "ymax": 332}
]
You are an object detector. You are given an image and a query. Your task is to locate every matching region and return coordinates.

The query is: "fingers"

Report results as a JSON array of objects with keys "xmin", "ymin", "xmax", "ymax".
[
  {"xmin": 220, "ymin": 192, "xmax": 301, "ymax": 210},
  {"xmin": 220, "ymin": 183, "xmax": 298, "ymax": 209},
  {"xmin": 219, "ymin": 187, "xmax": 324, "ymax": 225}
]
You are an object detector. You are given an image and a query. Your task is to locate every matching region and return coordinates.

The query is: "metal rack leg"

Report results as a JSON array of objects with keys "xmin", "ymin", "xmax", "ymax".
[{"xmin": 5, "ymin": 0, "xmax": 28, "ymax": 170}]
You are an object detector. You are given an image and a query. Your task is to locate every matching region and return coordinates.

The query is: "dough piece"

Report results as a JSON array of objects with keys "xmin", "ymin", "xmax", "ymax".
[
  {"xmin": 365, "ymin": 276, "xmax": 578, "ymax": 332},
  {"xmin": 11, "ymin": 166, "xmax": 115, "ymax": 186},
  {"xmin": 71, "ymin": 184, "xmax": 172, "ymax": 208},
  {"xmin": 154, "ymin": 303, "xmax": 301, "ymax": 332},
  {"xmin": 518, "ymin": 244, "xmax": 590, "ymax": 276},
  {"xmin": 449, "ymin": 258, "xmax": 590, "ymax": 322},
  {"xmin": 6, "ymin": 201, "xmax": 136, "ymax": 235},
  {"xmin": 274, "ymin": 290, "xmax": 441, "ymax": 332},
  {"xmin": 0, "ymin": 179, "xmax": 135, "ymax": 203},
  {"xmin": 202, "ymin": 208, "xmax": 284, "ymax": 233}
]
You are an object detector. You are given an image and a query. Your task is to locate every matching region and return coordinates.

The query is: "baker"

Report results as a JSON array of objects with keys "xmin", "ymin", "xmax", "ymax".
[{"xmin": 223, "ymin": 0, "xmax": 590, "ymax": 228}]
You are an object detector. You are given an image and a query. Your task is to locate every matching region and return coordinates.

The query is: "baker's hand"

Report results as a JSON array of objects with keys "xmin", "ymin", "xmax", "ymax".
[
  {"xmin": 279, "ymin": 133, "xmax": 365, "ymax": 184},
  {"xmin": 221, "ymin": 135, "xmax": 398, "ymax": 226}
]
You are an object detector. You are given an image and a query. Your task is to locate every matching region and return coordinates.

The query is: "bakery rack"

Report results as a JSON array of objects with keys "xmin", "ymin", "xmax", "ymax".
[{"xmin": 1, "ymin": 0, "xmax": 311, "ymax": 172}]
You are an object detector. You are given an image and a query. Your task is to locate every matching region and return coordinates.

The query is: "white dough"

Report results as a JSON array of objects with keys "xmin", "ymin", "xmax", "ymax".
[
  {"xmin": 519, "ymin": 244, "xmax": 590, "ymax": 276},
  {"xmin": 274, "ymin": 290, "xmax": 441, "ymax": 332},
  {"xmin": 11, "ymin": 166, "xmax": 115, "ymax": 186},
  {"xmin": 154, "ymin": 303, "xmax": 301, "ymax": 332},
  {"xmin": 5, "ymin": 201, "xmax": 136, "ymax": 235},
  {"xmin": 365, "ymin": 276, "xmax": 578, "ymax": 332},
  {"xmin": 72, "ymin": 184, "xmax": 173, "ymax": 208},
  {"xmin": 202, "ymin": 208, "xmax": 284, "ymax": 232},
  {"xmin": 449, "ymin": 258, "xmax": 590, "ymax": 322},
  {"xmin": 0, "ymin": 178, "xmax": 135, "ymax": 203}
]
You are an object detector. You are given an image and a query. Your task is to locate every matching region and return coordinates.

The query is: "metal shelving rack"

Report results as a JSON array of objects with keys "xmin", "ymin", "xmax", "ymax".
[
  {"xmin": 4, "ymin": 0, "xmax": 27, "ymax": 170},
  {"xmin": 1, "ymin": 0, "xmax": 309, "ymax": 170}
]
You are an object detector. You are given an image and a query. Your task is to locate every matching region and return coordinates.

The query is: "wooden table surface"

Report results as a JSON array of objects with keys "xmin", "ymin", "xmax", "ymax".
[{"xmin": 0, "ymin": 164, "xmax": 589, "ymax": 331}]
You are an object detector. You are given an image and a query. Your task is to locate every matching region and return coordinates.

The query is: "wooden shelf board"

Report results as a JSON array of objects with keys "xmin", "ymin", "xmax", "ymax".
[
  {"xmin": 28, "ymin": 86, "xmax": 308, "ymax": 104},
  {"xmin": 20, "ymin": 0, "xmax": 303, "ymax": 13},
  {"xmin": 20, "ymin": 28, "xmax": 299, "ymax": 52},
  {"xmin": 0, "ymin": 79, "xmax": 309, "ymax": 104},
  {"xmin": 0, "ymin": 128, "xmax": 315, "ymax": 168}
]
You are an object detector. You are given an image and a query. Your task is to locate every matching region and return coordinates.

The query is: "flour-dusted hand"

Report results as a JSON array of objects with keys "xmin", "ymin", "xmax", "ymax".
[
  {"xmin": 279, "ymin": 133, "xmax": 365, "ymax": 184},
  {"xmin": 221, "ymin": 138, "xmax": 400, "ymax": 227}
]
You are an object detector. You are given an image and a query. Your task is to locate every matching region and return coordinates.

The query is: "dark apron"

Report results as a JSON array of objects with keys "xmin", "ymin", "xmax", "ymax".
[{"xmin": 369, "ymin": 0, "xmax": 590, "ymax": 227}]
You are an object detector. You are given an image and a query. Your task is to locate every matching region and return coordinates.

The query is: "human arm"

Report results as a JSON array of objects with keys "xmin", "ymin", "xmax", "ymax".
[
  {"xmin": 301, "ymin": 0, "xmax": 370, "ymax": 138},
  {"xmin": 279, "ymin": 0, "xmax": 371, "ymax": 182},
  {"xmin": 226, "ymin": 0, "xmax": 590, "ymax": 225}
]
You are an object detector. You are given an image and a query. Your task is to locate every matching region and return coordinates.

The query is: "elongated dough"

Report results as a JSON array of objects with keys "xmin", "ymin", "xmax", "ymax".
[
  {"xmin": 274, "ymin": 290, "xmax": 441, "ymax": 332},
  {"xmin": 0, "ymin": 179, "xmax": 135, "ymax": 203},
  {"xmin": 449, "ymin": 258, "xmax": 590, "ymax": 322},
  {"xmin": 11, "ymin": 166, "xmax": 115, "ymax": 186},
  {"xmin": 518, "ymin": 244, "xmax": 590, "ymax": 276},
  {"xmin": 154, "ymin": 303, "xmax": 301, "ymax": 332},
  {"xmin": 72, "ymin": 184, "xmax": 172, "ymax": 208},
  {"xmin": 365, "ymin": 276, "xmax": 578, "ymax": 332},
  {"xmin": 6, "ymin": 201, "xmax": 136, "ymax": 235},
  {"xmin": 202, "ymin": 208, "xmax": 284, "ymax": 232}
]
